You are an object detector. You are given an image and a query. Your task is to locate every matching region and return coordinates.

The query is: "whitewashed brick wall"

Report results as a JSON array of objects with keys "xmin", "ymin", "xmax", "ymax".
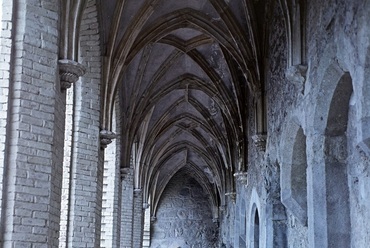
[
  {"xmin": 121, "ymin": 168, "xmax": 134, "ymax": 247},
  {"xmin": 59, "ymin": 87, "xmax": 74, "ymax": 248},
  {"xmin": 66, "ymin": 0, "xmax": 104, "ymax": 247},
  {"xmin": 1, "ymin": 0, "xmax": 64, "ymax": 247},
  {"xmin": 133, "ymin": 189, "xmax": 144, "ymax": 248},
  {"xmin": 101, "ymin": 98, "xmax": 121, "ymax": 247},
  {"xmin": 0, "ymin": 0, "xmax": 13, "ymax": 240}
]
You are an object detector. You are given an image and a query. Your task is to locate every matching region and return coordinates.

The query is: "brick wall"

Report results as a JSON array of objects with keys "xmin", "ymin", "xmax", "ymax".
[
  {"xmin": 0, "ymin": 0, "xmax": 13, "ymax": 238},
  {"xmin": 121, "ymin": 168, "xmax": 134, "ymax": 247},
  {"xmin": 59, "ymin": 87, "xmax": 74, "ymax": 248},
  {"xmin": 1, "ymin": 0, "xmax": 63, "ymax": 246},
  {"xmin": 101, "ymin": 100, "xmax": 121, "ymax": 247},
  {"xmin": 133, "ymin": 189, "xmax": 144, "ymax": 248},
  {"xmin": 66, "ymin": 0, "xmax": 104, "ymax": 246}
]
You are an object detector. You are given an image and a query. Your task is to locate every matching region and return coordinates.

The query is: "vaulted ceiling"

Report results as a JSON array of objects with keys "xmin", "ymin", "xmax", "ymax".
[{"xmin": 98, "ymin": 0, "xmax": 270, "ymax": 215}]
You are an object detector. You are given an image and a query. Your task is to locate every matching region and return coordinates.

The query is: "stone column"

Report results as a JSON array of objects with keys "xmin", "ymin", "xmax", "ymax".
[
  {"xmin": 1, "ymin": 1, "xmax": 63, "ymax": 247},
  {"xmin": 133, "ymin": 189, "xmax": 144, "ymax": 248},
  {"xmin": 120, "ymin": 168, "xmax": 134, "ymax": 247}
]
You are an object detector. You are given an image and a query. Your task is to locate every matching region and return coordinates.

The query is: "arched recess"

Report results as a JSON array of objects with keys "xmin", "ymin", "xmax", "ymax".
[
  {"xmin": 324, "ymin": 72, "xmax": 352, "ymax": 247},
  {"xmin": 150, "ymin": 161, "xmax": 220, "ymax": 221},
  {"xmin": 248, "ymin": 188, "xmax": 262, "ymax": 248},
  {"xmin": 250, "ymin": 204, "xmax": 260, "ymax": 248},
  {"xmin": 280, "ymin": 119, "xmax": 307, "ymax": 225},
  {"xmin": 311, "ymin": 62, "xmax": 353, "ymax": 247}
]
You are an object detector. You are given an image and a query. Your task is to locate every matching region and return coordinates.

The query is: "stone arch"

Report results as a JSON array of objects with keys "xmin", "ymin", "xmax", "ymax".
[
  {"xmin": 324, "ymin": 72, "xmax": 352, "ymax": 247},
  {"xmin": 250, "ymin": 204, "xmax": 260, "ymax": 248},
  {"xmin": 248, "ymin": 188, "xmax": 262, "ymax": 248},
  {"xmin": 280, "ymin": 118, "xmax": 307, "ymax": 225},
  {"xmin": 311, "ymin": 62, "xmax": 353, "ymax": 247}
]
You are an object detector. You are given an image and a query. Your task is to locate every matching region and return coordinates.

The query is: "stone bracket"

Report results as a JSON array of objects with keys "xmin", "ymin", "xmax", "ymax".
[
  {"xmin": 285, "ymin": 64, "xmax": 308, "ymax": 93},
  {"xmin": 134, "ymin": 188, "xmax": 142, "ymax": 197},
  {"xmin": 143, "ymin": 203, "xmax": 150, "ymax": 210},
  {"xmin": 58, "ymin": 59, "xmax": 86, "ymax": 90},
  {"xmin": 225, "ymin": 192, "xmax": 236, "ymax": 203},
  {"xmin": 252, "ymin": 133, "xmax": 267, "ymax": 152},
  {"xmin": 234, "ymin": 171, "xmax": 248, "ymax": 185},
  {"xmin": 100, "ymin": 130, "xmax": 116, "ymax": 149},
  {"xmin": 150, "ymin": 216, "xmax": 157, "ymax": 224},
  {"xmin": 120, "ymin": 167, "xmax": 133, "ymax": 180}
]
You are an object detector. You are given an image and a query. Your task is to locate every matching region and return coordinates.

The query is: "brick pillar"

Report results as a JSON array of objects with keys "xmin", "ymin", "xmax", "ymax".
[
  {"xmin": 133, "ymin": 189, "xmax": 144, "ymax": 248},
  {"xmin": 101, "ymin": 127, "xmax": 121, "ymax": 248},
  {"xmin": 1, "ymin": 0, "xmax": 63, "ymax": 247},
  {"xmin": 120, "ymin": 168, "xmax": 134, "ymax": 247},
  {"xmin": 65, "ymin": 0, "xmax": 104, "ymax": 246},
  {"xmin": 0, "ymin": 0, "xmax": 13, "ymax": 238},
  {"xmin": 66, "ymin": 76, "xmax": 103, "ymax": 248}
]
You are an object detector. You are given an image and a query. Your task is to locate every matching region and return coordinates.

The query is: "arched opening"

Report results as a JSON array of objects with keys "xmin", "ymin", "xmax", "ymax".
[
  {"xmin": 324, "ymin": 72, "xmax": 352, "ymax": 247},
  {"xmin": 253, "ymin": 209, "xmax": 260, "ymax": 248}
]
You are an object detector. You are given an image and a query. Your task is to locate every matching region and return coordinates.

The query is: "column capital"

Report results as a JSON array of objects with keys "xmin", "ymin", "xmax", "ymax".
[
  {"xmin": 120, "ymin": 167, "xmax": 133, "ymax": 179},
  {"xmin": 58, "ymin": 59, "xmax": 86, "ymax": 90},
  {"xmin": 252, "ymin": 133, "xmax": 267, "ymax": 152},
  {"xmin": 234, "ymin": 171, "xmax": 248, "ymax": 185},
  {"xmin": 285, "ymin": 64, "xmax": 307, "ymax": 93},
  {"xmin": 225, "ymin": 192, "xmax": 236, "ymax": 203},
  {"xmin": 143, "ymin": 203, "xmax": 150, "ymax": 210},
  {"xmin": 133, "ymin": 188, "xmax": 142, "ymax": 197},
  {"xmin": 150, "ymin": 216, "xmax": 157, "ymax": 224},
  {"xmin": 100, "ymin": 130, "xmax": 116, "ymax": 149}
]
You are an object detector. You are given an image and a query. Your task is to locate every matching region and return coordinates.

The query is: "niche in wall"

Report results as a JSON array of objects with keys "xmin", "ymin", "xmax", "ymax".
[
  {"xmin": 281, "ymin": 122, "xmax": 308, "ymax": 225},
  {"xmin": 324, "ymin": 72, "xmax": 352, "ymax": 247}
]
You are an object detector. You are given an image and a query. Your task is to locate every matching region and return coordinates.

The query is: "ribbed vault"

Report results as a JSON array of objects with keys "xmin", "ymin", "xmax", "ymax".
[{"xmin": 98, "ymin": 0, "xmax": 269, "ymax": 218}]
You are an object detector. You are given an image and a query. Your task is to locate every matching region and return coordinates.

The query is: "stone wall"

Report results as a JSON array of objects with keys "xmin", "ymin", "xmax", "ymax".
[
  {"xmin": 151, "ymin": 170, "xmax": 219, "ymax": 247},
  {"xmin": 240, "ymin": 0, "xmax": 370, "ymax": 247}
]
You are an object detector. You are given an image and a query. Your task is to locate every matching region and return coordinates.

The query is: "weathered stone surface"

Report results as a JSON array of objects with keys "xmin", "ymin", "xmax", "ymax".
[
  {"xmin": 1, "ymin": 0, "xmax": 370, "ymax": 247},
  {"xmin": 151, "ymin": 171, "xmax": 219, "ymax": 247}
]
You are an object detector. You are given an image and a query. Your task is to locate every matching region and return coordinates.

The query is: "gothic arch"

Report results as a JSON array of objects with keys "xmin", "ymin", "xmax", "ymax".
[
  {"xmin": 248, "ymin": 188, "xmax": 262, "ymax": 248},
  {"xmin": 250, "ymin": 204, "xmax": 260, "ymax": 248},
  {"xmin": 311, "ymin": 62, "xmax": 353, "ymax": 247},
  {"xmin": 280, "ymin": 117, "xmax": 307, "ymax": 225}
]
